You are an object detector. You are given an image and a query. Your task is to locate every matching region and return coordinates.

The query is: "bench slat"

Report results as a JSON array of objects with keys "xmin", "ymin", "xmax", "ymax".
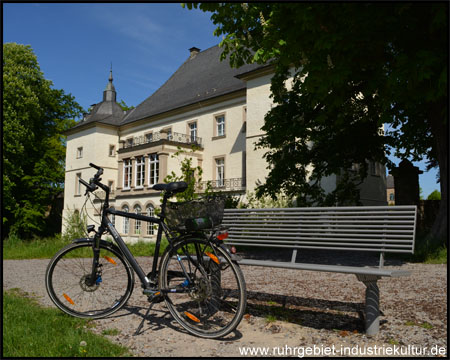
[
  {"xmin": 227, "ymin": 234, "xmax": 415, "ymax": 243},
  {"xmin": 224, "ymin": 218, "xmax": 415, "ymax": 224},
  {"xmin": 237, "ymin": 259, "xmax": 412, "ymax": 277},
  {"xmin": 223, "ymin": 206, "xmax": 416, "ymax": 254},
  {"xmin": 229, "ymin": 226, "xmax": 412, "ymax": 239},
  {"xmin": 226, "ymin": 242, "xmax": 413, "ymax": 253},
  {"xmin": 227, "ymin": 227, "xmax": 414, "ymax": 235},
  {"xmin": 224, "ymin": 223, "xmax": 415, "ymax": 230}
]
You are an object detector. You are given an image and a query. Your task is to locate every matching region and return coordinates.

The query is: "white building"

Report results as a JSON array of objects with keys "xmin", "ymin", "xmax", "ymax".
[{"xmin": 64, "ymin": 45, "xmax": 387, "ymax": 242}]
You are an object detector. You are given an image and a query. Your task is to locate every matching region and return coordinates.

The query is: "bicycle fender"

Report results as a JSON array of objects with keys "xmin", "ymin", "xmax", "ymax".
[
  {"xmin": 217, "ymin": 243, "xmax": 242, "ymax": 263},
  {"xmin": 72, "ymin": 238, "xmax": 122, "ymax": 254}
]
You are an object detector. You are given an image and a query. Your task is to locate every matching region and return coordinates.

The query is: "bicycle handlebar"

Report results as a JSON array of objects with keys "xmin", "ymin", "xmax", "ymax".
[{"xmin": 79, "ymin": 163, "xmax": 108, "ymax": 195}]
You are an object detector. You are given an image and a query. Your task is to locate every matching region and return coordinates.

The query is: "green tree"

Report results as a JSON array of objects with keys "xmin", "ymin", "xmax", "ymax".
[
  {"xmin": 185, "ymin": 3, "xmax": 447, "ymax": 240},
  {"xmin": 117, "ymin": 99, "xmax": 135, "ymax": 112},
  {"xmin": 427, "ymin": 190, "xmax": 441, "ymax": 201},
  {"xmin": 3, "ymin": 43, "xmax": 83, "ymax": 238}
]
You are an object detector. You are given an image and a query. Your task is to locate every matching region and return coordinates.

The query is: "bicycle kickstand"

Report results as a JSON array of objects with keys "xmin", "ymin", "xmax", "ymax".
[{"xmin": 134, "ymin": 298, "xmax": 156, "ymax": 336}]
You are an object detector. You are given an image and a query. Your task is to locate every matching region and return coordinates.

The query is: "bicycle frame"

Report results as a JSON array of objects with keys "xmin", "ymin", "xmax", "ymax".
[{"xmin": 87, "ymin": 181, "xmax": 179, "ymax": 291}]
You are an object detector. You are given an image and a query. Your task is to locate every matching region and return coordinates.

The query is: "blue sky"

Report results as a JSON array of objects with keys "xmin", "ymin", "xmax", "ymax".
[{"xmin": 3, "ymin": 3, "xmax": 440, "ymax": 197}]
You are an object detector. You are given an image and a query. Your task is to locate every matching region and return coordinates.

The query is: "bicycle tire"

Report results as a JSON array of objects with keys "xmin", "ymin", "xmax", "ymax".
[
  {"xmin": 45, "ymin": 240, "xmax": 134, "ymax": 319},
  {"xmin": 159, "ymin": 237, "xmax": 247, "ymax": 338}
]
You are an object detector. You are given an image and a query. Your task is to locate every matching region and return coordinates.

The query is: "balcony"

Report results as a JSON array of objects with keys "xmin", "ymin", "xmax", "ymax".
[
  {"xmin": 120, "ymin": 131, "xmax": 202, "ymax": 151},
  {"xmin": 197, "ymin": 178, "xmax": 246, "ymax": 192}
]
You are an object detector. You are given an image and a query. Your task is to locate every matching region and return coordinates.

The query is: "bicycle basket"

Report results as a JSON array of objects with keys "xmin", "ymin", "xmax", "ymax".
[{"xmin": 165, "ymin": 196, "xmax": 225, "ymax": 231}]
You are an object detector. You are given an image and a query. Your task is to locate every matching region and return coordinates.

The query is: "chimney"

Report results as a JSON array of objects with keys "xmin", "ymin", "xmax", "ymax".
[{"xmin": 189, "ymin": 47, "xmax": 200, "ymax": 59}]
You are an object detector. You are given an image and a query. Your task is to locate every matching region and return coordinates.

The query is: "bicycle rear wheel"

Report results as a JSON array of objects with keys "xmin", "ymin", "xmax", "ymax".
[
  {"xmin": 159, "ymin": 238, "xmax": 247, "ymax": 338},
  {"xmin": 45, "ymin": 240, "xmax": 134, "ymax": 319}
]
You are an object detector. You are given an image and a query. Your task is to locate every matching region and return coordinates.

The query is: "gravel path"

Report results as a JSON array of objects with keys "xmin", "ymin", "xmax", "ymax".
[{"xmin": 3, "ymin": 255, "xmax": 447, "ymax": 357}]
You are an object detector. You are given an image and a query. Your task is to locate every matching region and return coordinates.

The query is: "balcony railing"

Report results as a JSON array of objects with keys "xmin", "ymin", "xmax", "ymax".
[
  {"xmin": 121, "ymin": 131, "xmax": 202, "ymax": 150},
  {"xmin": 197, "ymin": 178, "xmax": 246, "ymax": 192}
]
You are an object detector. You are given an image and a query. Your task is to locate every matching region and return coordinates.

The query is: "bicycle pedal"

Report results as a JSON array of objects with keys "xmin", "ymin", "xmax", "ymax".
[{"xmin": 143, "ymin": 289, "xmax": 164, "ymax": 303}]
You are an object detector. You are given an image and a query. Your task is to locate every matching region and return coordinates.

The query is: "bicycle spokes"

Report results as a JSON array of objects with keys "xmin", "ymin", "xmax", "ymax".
[{"xmin": 160, "ymin": 238, "xmax": 246, "ymax": 338}]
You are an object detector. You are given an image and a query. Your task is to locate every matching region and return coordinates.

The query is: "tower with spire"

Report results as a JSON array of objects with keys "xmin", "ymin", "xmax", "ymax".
[{"xmin": 103, "ymin": 65, "xmax": 117, "ymax": 102}]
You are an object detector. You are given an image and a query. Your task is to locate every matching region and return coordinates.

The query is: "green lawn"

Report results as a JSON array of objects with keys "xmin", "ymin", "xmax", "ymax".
[
  {"xmin": 3, "ymin": 234, "xmax": 169, "ymax": 260},
  {"xmin": 3, "ymin": 288, "xmax": 130, "ymax": 357}
]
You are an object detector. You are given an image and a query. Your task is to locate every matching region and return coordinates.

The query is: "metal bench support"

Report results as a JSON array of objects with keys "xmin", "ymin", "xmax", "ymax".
[{"xmin": 357, "ymin": 274, "xmax": 381, "ymax": 335}]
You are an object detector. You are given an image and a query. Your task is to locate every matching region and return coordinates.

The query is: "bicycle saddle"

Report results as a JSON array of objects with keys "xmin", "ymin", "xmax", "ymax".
[{"xmin": 152, "ymin": 181, "xmax": 188, "ymax": 194}]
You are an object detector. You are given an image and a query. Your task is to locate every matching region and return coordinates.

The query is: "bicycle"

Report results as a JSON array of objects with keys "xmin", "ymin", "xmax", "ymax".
[{"xmin": 45, "ymin": 163, "xmax": 247, "ymax": 339}]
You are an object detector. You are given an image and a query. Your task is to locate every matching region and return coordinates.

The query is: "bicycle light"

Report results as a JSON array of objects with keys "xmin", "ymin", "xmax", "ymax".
[{"xmin": 217, "ymin": 231, "xmax": 229, "ymax": 241}]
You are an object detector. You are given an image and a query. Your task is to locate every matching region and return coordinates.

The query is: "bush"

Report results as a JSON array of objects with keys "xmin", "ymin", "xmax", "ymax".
[
  {"xmin": 240, "ymin": 191, "xmax": 294, "ymax": 209},
  {"xmin": 62, "ymin": 208, "xmax": 87, "ymax": 242}
]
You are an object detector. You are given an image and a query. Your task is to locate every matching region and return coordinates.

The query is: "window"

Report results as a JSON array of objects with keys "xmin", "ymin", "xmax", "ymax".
[
  {"xmin": 109, "ymin": 145, "xmax": 115, "ymax": 156},
  {"xmin": 216, "ymin": 115, "xmax": 225, "ymax": 136},
  {"xmin": 149, "ymin": 154, "xmax": 159, "ymax": 186},
  {"xmin": 167, "ymin": 129, "xmax": 172, "ymax": 141},
  {"xmin": 110, "ymin": 213, "xmax": 115, "ymax": 227},
  {"xmin": 122, "ymin": 205, "xmax": 129, "ymax": 234},
  {"xmin": 135, "ymin": 156, "xmax": 145, "ymax": 188},
  {"xmin": 75, "ymin": 173, "xmax": 82, "ymax": 195},
  {"xmin": 126, "ymin": 138, "xmax": 133, "ymax": 148},
  {"xmin": 189, "ymin": 122, "xmax": 197, "ymax": 142},
  {"xmin": 145, "ymin": 133, "xmax": 153, "ymax": 143},
  {"xmin": 369, "ymin": 161, "xmax": 379, "ymax": 176},
  {"xmin": 389, "ymin": 193, "xmax": 395, "ymax": 201},
  {"xmin": 108, "ymin": 180, "xmax": 114, "ymax": 191},
  {"xmin": 77, "ymin": 147, "xmax": 83, "ymax": 158},
  {"xmin": 216, "ymin": 158, "xmax": 225, "ymax": 187},
  {"xmin": 147, "ymin": 205, "xmax": 156, "ymax": 235},
  {"xmin": 123, "ymin": 159, "xmax": 132, "ymax": 189},
  {"xmin": 134, "ymin": 205, "xmax": 142, "ymax": 235}
]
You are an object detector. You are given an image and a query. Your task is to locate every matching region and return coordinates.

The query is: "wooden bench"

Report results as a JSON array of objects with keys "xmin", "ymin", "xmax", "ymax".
[{"xmin": 222, "ymin": 205, "xmax": 417, "ymax": 335}]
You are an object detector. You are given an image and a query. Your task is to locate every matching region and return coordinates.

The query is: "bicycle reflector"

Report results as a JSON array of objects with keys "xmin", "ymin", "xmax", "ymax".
[
  {"xmin": 205, "ymin": 251, "xmax": 220, "ymax": 264},
  {"xmin": 216, "ymin": 230, "xmax": 229, "ymax": 241},
  {"xmin": 63, "ymin": 293, "xmax": 75, "ymax": 305},
  {"xmin": 103, "ymin": 256, "xmax": 117, "ymax": 265},
  {"xmin": 184, "ymin": 311, "xmax": 200, "ymax": 323}
]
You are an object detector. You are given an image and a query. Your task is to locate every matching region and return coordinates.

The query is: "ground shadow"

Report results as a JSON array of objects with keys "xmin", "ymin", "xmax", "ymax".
[
  {"xmin": 237, "ymin": 247, "xmax": 406, "ymax": 267},
  {"xmin": 108, "ymin": 302, "xmax": 243, "ymax": 341},
  {"xmin": 245, "ymin": 289, "xmax": 367, "ymax": 333}
]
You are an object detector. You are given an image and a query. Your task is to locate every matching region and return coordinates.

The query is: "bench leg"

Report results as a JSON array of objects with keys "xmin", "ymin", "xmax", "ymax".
[{"xmin": 356, "ymin": 275, "xmax": 381, "ymax": 335}]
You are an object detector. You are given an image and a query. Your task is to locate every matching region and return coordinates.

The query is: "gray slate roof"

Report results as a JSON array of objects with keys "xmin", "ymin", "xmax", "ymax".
[
  {"xmin": 122, "ymin": 45, "xmax": 264, "ymax": 125},
  {"xmin": 71, "ymin": 45, "xmax": 266, "ymax": 131}
]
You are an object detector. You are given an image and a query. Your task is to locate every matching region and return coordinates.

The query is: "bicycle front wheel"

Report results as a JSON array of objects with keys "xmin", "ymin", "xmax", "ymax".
[
  {"xmin": 159, "ymin": 238, "xmax": 247, "ymax": 338},
  {"xmin": 45, "ymin": 240, "xmax": 134, "ymax": 319}
]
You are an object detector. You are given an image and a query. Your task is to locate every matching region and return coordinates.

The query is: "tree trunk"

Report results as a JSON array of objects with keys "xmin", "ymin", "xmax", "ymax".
[{"xmin": 428, "ymin": 105, "xmax": 448, "ymax": 243}]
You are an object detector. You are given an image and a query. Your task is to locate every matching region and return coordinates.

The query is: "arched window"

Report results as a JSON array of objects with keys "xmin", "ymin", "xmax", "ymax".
[
  {"xmin": 122, "ymin": 205, "xmax": 129, "ymax": 234},
  {"xmin": 147, "ymin": 204, "xmax": 156, "ymax": 235},
  {"xmin": 134, "ymin": 205, "xmax": 142, "ymax": 235}
]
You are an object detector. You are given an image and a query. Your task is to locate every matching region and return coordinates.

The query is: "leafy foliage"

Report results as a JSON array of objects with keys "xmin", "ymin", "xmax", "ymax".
[
  {"xmin": 3, "ymin": 43, "xmax": 83, "ymax": 238},
  {"xmin": 427, "ymin": 190, "xmax": 441, "ymax": 201},
  {"xmin": 62, "ymin": 208, "xmax": 88, "ymax": 242},
  {"xmin": 117, "ymin": 99, "xmax": 134, "ymax": 111},
  {"xmin": 185, "ymin": 3, "xmax": 447, "ymax": 239},
  {"xmin": 187, "ymin": 3, "xmax": 447, "ymax": 204},
  {"xmin": 163, "ymin": 146, "xmax": 212, "ymax": 202},
  {"xmin": 240, "ymin": 191, "xmax": 293, "ymax": 209}
]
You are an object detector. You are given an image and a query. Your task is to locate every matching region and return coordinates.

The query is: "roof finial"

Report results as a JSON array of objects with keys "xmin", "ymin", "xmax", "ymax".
[{"xmin": 104, "ymin": 63, "xmax": 116, "ymax": 101}]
